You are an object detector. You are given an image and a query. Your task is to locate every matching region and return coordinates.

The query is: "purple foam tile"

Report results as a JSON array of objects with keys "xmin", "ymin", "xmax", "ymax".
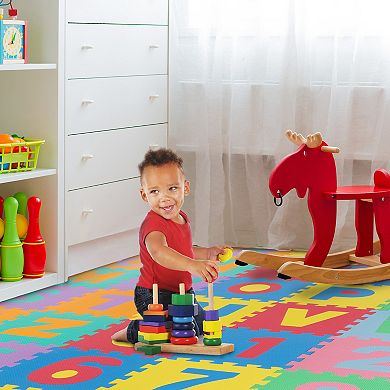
[
  {"xmin": 92, "ymin": 294, "xmax": 131, "ymax": 310},
  {"xmin": 2, "ymin": 286, "xmax": 90, "ymax": 310},
  {"xmin": 2, "ymin": 285, "xmax": 91, "ymax": 310},
  {"xmin": 0, "ymin": 341, "xmax": 55, "ymax": 368}
]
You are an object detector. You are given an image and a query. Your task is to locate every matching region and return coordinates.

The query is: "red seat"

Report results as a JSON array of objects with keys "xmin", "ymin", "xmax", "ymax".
[{"xmin": 324, "ymin": 185, "xmax": 390, "ymax": 200}]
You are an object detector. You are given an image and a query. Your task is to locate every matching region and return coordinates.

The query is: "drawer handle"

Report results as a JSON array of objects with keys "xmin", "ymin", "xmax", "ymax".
[
  {"xmin": 81, "ymin": 44, "xmax": 95, "ymax": 50},
  {"xmin": 82, "ymin": 99, "xmax": 95, "ymax": 105},
  {"xmin": 82, "ymin": 209, "xmax": 94, "ymax": 216},
  {"xmin": 149, "ymin": 94, "xmax": 160, "ymax": 100},
  {"xmin": 149, "ymin": 44, "xmax": 160, "ymax": 49},
  {"xmin": 81, "ymin": 154, "xmax": 94, "ymax": 161}
]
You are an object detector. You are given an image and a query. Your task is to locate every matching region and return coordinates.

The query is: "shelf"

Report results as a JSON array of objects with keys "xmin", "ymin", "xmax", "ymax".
[
  {"xmin": 0, "ymin": 272, "xmax": 59, "ymax": 302},
  {"xmin": 0, "ymin": 168, "xmax": 56, "ymax": 184},
  {"xmin": 0, "ymin": 64, "xmax": 57, "ymax": 71}
]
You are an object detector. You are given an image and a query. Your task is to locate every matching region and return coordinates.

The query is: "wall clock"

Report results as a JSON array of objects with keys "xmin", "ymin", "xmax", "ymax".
[{"xmin": 0, "ymin": 20, "xmax": 27, "ymax": 64}]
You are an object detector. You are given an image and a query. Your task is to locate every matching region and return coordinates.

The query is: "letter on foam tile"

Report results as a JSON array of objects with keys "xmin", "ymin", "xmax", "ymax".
[
  {"xmin": 28, "ymin": 356, "xmax": 121, "ymax": 384},
  {"xmin": 3, "ymin": 317, "xmax": 89, "ymax": 338},
  {"xmin": 310, "ymin": 286, "xmax": 374, "ymax": 300},
  {"xmin": 281, "ymin": 308, "xmax": 347, "ymax": 327},
  {"xmin": 237, "ymin": 337, "xmax": 285, "ymax": 358},
  {"xmin": 340, "ymin": 346, "xmax": 390, "ymax": 373}
]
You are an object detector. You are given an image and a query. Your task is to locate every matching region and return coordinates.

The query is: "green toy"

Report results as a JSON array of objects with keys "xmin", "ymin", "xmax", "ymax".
[
  {"xmin": 1, "ymin": 197, "xmax": 24, "ymax": 281},
  {"xmin": 13, "ymin": 192, "xmax": 28, "ymax": 217}
]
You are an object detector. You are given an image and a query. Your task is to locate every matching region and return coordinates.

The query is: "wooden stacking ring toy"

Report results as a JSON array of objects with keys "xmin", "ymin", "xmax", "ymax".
[
  {"xmin": 170, "ymin": 336, "xmax": 198, "ymax": 345},
  {"xmin": 204, "ymin": 338, "xmax": 222, "ymax": 346},
  {"xmin": 169, "ymin": 304, "xmax": 198, "ymax": 317},
  {"xmin": 172, "ymin": 322, "xmax": 194, "ymax": 330},
  {"xmin": 204, "ymin": 310, "xmax": 219, "ymax": 321},
  {"xmin": 148, "ymin": 303, "xmax": 163, "ymax": 311},
  {"xmin": 171, "ymin": 329, "xmax": 196, "ymax": 338}
]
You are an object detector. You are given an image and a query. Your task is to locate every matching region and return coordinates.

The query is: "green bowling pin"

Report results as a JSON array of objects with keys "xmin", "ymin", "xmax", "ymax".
[
  {"xmin": 1, "ymin": 197, "xmax": 24, "ymax": 281},
  {"xmin": 13, "ymin": 192, "xmax": 28, "ymax": 217}
]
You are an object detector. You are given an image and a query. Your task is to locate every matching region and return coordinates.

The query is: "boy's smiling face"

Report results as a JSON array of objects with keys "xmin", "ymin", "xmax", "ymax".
[{"xmin": 140, "ymin": 163, "xmax": 190, "ymax": 223}]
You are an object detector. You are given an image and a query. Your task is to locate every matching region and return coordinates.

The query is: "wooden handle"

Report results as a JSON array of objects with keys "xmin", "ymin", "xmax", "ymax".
[
  {"xmin": 152, "ymin": 283, "xmax": 158, "ymax": 304},
  {"xmin": 179, "ymin": 283, "xmax": 185, "ymax": 295},
  {"xmin": 208, "ymin": 282, "xmax": 214, "ymax": 310},
  {"xmin": 321, "ymin": 146, "xmax": 340, "ymax": 153}
]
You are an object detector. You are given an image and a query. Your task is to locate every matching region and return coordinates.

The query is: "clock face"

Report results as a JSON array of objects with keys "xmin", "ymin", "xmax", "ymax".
[{"xmin": 2, "ymin": 24, "xmax": 24, "ymax": 61}]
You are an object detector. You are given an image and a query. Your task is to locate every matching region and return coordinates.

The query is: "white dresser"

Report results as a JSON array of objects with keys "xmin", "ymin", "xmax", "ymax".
[{"xmin": 65, "ymin": 0, "xmax": 168, "ymax": 276}]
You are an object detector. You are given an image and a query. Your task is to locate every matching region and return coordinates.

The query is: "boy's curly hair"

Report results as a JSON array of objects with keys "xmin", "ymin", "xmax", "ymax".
[{"xmin": 138, "ymin": 148, "xmax": 184, "ymax": 178}]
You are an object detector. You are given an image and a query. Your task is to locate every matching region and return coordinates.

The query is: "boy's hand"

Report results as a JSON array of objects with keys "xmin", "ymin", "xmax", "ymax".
[
  {"xmin": 188, "ymin": 259, "xmax": 219, "ymax": 283},
  {"xmin": 206, "ymin": 246, "xmax": 227, "ymax": 261}
]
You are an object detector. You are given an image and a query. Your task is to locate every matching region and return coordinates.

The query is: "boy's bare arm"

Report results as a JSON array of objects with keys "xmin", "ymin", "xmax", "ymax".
[
  {"xmin": 145, "ymin": 231, "xmax": 218, "ymax": 282},
  {"xmin": 193, "ymin": 246, "xmax": 226, "ymax": 261}
]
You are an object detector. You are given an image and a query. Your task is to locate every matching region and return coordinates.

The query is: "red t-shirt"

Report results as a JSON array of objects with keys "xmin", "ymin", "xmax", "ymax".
[{"xmin": 137, "ymin": 210, "xmax": 194, "ymax": 292}]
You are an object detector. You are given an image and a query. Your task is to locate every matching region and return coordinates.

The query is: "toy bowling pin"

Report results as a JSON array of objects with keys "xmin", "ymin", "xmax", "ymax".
[
  {"xmin": 23, "ymin": 196, "xmax": 46, "ymax": 278},
  {"xmin": 13, "ymin": 192, "xmax": 28, "ymax": 217},
  {"xmin": 13, "ymin": 192, "xmax": 28, "ymax": 239},
  {"xmin": 1, "ymin": 197, "xmax": 24, "ymax": 281},
  {"xmin": 0, "ymin": 196, "xmax": 4, "ymax": 240}
]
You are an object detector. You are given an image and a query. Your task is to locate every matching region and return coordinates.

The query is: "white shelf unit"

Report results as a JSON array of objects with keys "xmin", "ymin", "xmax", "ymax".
[
  {"xmin": 0, "ymin": 168, "xmax": 56, "ymax": 184},
  {"xmin": 0, "ymin": 0, "xmax": 65, "ymax": 301},
  {"xmin": 0, "ymin": 64, "xmax": 56, "ymax": 71}
]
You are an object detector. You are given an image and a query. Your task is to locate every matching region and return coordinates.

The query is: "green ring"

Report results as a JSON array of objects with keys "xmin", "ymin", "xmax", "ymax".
[
  {"xmin": 203, "ymin": 337, "xmax": 222, "ymax": 346},
  {"xmin": 172, "ymin": 293, "xmax": 194, "ymax": 305}
]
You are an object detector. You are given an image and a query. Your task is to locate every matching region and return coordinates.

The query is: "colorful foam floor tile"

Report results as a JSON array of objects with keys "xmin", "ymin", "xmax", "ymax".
[
  {"xmin": 287, "ymin": 336, "xmax": 390, "ymax": 379},
  {"xmin": 255, "ymin": 369, "xmax": 390, "ymax": 389},
  {"xmin": 100, "ymin": 357, "xmax": 281, "ymax": 389},
  {"xmin": 336, "ymin": 309, "xmax": 390, "ymax": 341},
  {"xmin": 184, "ymin": 327, "xmax": 331, "ymax": 368},
  {"xmin": 230, "ymin": 301, "xmax": 375, "ymax": 336},
  {"xmin": 0, "ymin": 249, "xmax": 389, "ymax": 388}
]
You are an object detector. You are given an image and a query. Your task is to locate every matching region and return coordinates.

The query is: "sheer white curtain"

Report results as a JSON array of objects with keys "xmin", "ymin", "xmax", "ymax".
[{"xmin": 169, "ymin": 0, "xmax": 390, "ymax": 251}]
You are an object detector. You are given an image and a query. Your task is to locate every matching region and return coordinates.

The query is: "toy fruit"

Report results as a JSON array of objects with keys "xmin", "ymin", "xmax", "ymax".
[
  {"xmin": 0, "ymin": 134, "xmax": 15, "ymax": 154},
  {"xmin": 218, "ymin": 247, "xmax": 233, "ymax": 262}
]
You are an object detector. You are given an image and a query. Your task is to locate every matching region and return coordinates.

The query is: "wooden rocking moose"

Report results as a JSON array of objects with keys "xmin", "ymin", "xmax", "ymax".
[{"xmin": 237, "ymin": 130, "xmax": 390, "ymax": 284}]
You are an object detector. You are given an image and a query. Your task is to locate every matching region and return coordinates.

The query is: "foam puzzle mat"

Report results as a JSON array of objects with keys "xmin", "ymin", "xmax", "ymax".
[{"xmin": 0, "ymin": 248, "xmax": 389, "ymax": 389}]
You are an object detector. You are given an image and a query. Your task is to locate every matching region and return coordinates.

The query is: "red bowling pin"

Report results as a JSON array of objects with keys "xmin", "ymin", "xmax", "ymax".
[{"xmin": 23, "ymin": 196, "xmax": 46, "ymax": 278}]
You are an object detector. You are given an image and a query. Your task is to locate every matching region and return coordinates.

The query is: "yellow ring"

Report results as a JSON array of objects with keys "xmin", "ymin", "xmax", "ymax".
[
  {"xmin": 23, "ymin": 241, "xmax": 46, "ymax": 245},
  {"xmin": 23, "ymin": 272, "xmax": 45, "ymax": 277},
  {"xmin": 1, "ymin": 276, "xmax": 23, "ymax": 281}
]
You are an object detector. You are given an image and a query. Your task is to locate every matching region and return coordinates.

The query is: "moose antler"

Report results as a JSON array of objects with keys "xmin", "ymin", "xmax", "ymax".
[
  {"xmin": 285, "ymin": 130, "xmax": 340, "ymax": 153},
  {"xmin": 286, "ymin": 130, "xmax": 306, "ymax": 146},
  {"xmin": 306, "ymin": 132, "xmax": 323, "ymax": 148}
]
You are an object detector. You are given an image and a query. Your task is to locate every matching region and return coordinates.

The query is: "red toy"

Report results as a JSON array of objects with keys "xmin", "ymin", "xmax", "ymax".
[
  {"xmin": 237, "ymin": 130, "xmax": 390, "ymax": 284},
  {"xmin": 23, "ymin": 196, "xmax": 46, "ymax": 278}
]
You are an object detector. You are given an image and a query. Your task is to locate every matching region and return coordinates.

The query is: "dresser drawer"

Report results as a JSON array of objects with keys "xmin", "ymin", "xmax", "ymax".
[
  {"xmin": 66, "ymin": 75, "xmax": 167, "ymax": 134},
  {"xmin": 66, "ymin": 0, "xmax": 168, "ymax": 24},
  {"xmin": 66, "ymin": 124, "xmax": 167, "ymax": 190},
  {"xmin": 67, "ymin": 24, "xmax": 167, "ymax": 79},
  {"xmin": 67, "ymin": 178, "xmax": 148, "ymax": 246}
]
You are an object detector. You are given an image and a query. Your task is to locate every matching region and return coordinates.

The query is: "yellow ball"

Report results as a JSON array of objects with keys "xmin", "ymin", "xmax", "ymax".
[
  {"xmin": 16, "ymin": 214, "xmax": 28, "ymax": 238},
  {"xmin": 218, "ymin": 247, "xmax": 233, "ymax": 262},
  {"xmin": 0, "ymin": 218, "xmax": 4, "ymax": 239}
]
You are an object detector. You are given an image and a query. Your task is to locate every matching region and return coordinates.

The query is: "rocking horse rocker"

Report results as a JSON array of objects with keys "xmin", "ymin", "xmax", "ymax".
[{"xmin": 237, "ymin": 130, "xmax": 390, "ymax": 284}]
